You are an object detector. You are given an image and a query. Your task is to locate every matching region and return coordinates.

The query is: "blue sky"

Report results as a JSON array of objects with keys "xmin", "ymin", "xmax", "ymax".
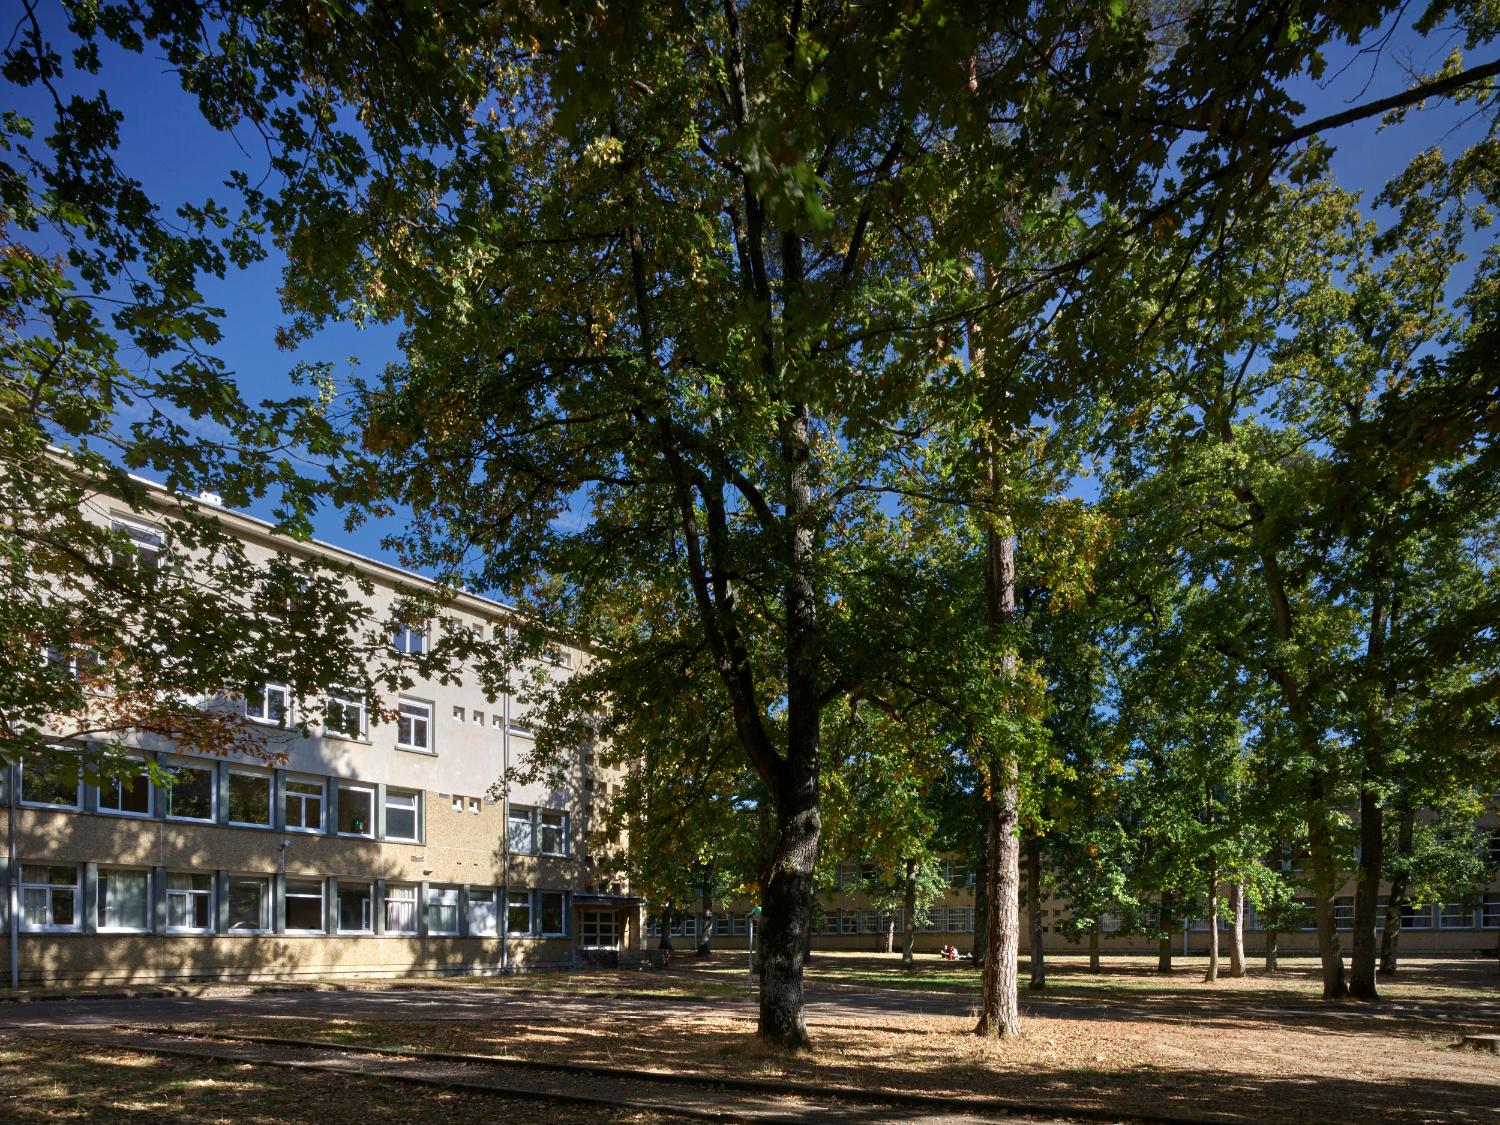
[{"xmin": 9, "ymin": 6, "xmax": 1491, "ymax": 576}]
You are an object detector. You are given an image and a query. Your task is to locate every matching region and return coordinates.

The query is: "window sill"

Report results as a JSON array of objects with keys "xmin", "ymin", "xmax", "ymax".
[
  {"xmin": 336, "ymin": 831, "xmax": 376, "ymax": 841},
  {"xmin": 19, "ymin": 802, "xmax": 80, "ymax": 812},
  {"xmin": 166, "ymin": 815, "xmax": 216, "ymax": 825},
  {"xmin": 97, "ymin": 928, "xmax": 152, "ymax": 935},
  {"xmin": 321, "ymin": 731, "xmax": 371, "ymax": 746},
  {"xmin": 165, "ymin": 929, "xmax": 214, "ymax": 936},
  {"xmin": 227, "ymin": 820, "xmax": 275, "ymax": 830},
  {"xmin": 97, "ymin": 810, "xmax": 154, "ymax": 819},
  {"xmin": 396, "ymin": 745, "xmax": 437, "ymax": 756},
  {"xmin": 284, "ymin": 825, "xmax": 325, "ymax": 835}
]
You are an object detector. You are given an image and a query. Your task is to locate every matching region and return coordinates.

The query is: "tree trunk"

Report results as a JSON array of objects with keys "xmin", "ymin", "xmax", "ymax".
[
  {"xmin": 1349, "ymin": 787, "xmax": 1382, "ymax": 999},
  {"xmin": 1307, "ymin": 809, "xmax": 1349, "ymax": 1000},
  {"xmin": 1157, "ymin": 890, "xmax": 1174, "ymax": 973},
  {"xmin": 658, "ymin": 908, "xmax": 674, "ymax": 951},
  {"xmin": 1265, "ymin": 927, "xmax": 1279, "ymax": 971},
  {"xmin": 884, "ymin": 914, "xmax": 895, "ymax": 954},
  {"xmin": 698, "ymin": 889, "xmax": 715, "ymax": 956},
  {"xmin": 1203, "ymin": 865, "xmax": 1220, "ymax": 983},
  {"xmin": 756, "ymin": 779, "xmax": 819, "ymax": 1049},
  {"xmin": 971, "ymin": 836, "xmax": 989, "ymax": 966},
  {"xmin": 902, "ymin": 858, "xmax": 916, "ymax": 966},
  {"xmin": 1379, "ymin": 800, "xmax": 1413, "ymax": 976},
  {"xmin": 1088, "ymin": 926, "xmax": 1101, "ymax": 972},
  {"xmin": 1027, "ymin": 836, "xmax": 1045, "ymax": 990},
  {"xmin": 1228, "ymin": 882, "xmax": 1246, "ymax": 977},
  {"xmin": 974, "ymin": 503, "xmax": 1021, "ymax": 1037}
]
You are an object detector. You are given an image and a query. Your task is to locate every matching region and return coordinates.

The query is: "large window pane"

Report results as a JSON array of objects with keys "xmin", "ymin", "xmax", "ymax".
[
  {"xmin": 385, "ymin": 884, "xmax": 417, "ymax": 934},
  {"xmin": 338, "ymin": 883, "xmax": 373, "ymax": 933},
  {"xmin": 337, "ymin": 784, "xmax": 374, "ymax": 835},
  {"xmin": 538, "ymin": 891, "xmax": 565, "ymax": 936},
  {"xmin": 284, "ymin": 878, "xmax": 325, "ymax": 932},
  {"xmin": 98, "ymin": 869, "xmax": 150, "ymax": 931},
  {"xmin": 468, "ymin": 890, "xmax": 497, "ymax": 936},
  {"xmin": 383, "ymin": 789, "xmax": 418, "ymax": 841},
  {"xmin": 166, "ymin": 763, "xmax": 214, "ymax": 820},
  {"xmin": 507, "ymin": 808, "xmax": 533, "ymax": 854},
  {"xmin": 227, "ymin": 876, "xmax": 271, "ymax": 932},
  {"xmin": 506, "ymin": 889, "xmax": 531, "ymax": 935},
  {"xmin": 99, "ymin": 760, "xmax": 152, "ymax": 815},
  {"xmin": 228, "ymin": 771, "xmax": 272, "ymax": 826},
  {"xmin": 19, "ymin": 753, "xmax": 80, "ymax": 808},
  {"xmin": 427, "ymin": 886, "xmax": 460, "ymax": 934},
  {"xmin": 539, "ymin": 810, "xmax": 567, "ymax": 855}
]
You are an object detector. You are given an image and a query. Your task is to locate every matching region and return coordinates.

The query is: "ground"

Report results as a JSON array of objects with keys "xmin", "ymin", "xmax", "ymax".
[{"xmin": 3, "ymin": 952, "xmax": 1496, "ymax": 1122}]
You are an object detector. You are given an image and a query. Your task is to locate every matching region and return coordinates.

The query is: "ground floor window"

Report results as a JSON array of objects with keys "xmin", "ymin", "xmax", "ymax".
[
  {"xmin": 468, "ymin": 889, "xmax": 498, "ymax": 936},
  {"xmin": 284, "ymin": 878, "xmax": 326, "ymax": 933},
  {"xmin": 385, "ymin": 884, "xmax": 418, "ymax": 934},
  {"xmin": 1402, "ymin": 902, "xmax": 1434, "ymax": 930},
  {"xmin": 228, "ymin": 875, "xmax": 272, "ymax": 933},
  {"xmin": 1438, "ymin": 901, "xmax": 1474, "ymax": 929},
  {"xmin": 538, "ymin": 891, "xmax": 566, "ymax": 936},
  {"xmin": 1483, "ymin": 894, "xmax": 1500, "ymax": 929},
  {"xmin": 1332, "ymin": 896, "xmax": 1354, "ymax": 930},
  {"xmin": 338, "ymin": 882, "xmax": 374, "ymax": 933},
  {"xmin": 506, "ymin": 889, "xmax": 532, "ymax": 935},
  {"xmin": 580, "ymin": 909, "xmax": 620, "ymax": 949},
  {"xmin": 166, "ymin": 872, "xmax": 214, "ymax": 932},
  {"xmin": 98, "ymin": 868, "xmax": 151, "ymax": 932},
  {"xmin": 20, "ymin": 864, "xmax": 78, "ymax": 931},
  {"xmin": 427, "ymin": 886, "xmax": 460, "ymax": 934}
]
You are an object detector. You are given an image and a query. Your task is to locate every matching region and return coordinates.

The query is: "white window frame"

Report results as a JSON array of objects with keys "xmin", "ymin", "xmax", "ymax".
[
  {"xmin": 284, "ymin": 877, "xmax": 327, "ymax": 934},
  {"xmin": 18, "ymin": 753, "xmax": 81, "ymax": 810},
  {"xmin": 244, "ymin": 679, "xmax": 293, "ymax": 726},
  {"xmin": 538, "ymin": 809, "xmax": 568, "ymax": 856},
  {"xmin": 537, "ymin": 890, "xmax": 567, "ymax": 937},
  {"xmin": 283, "ymin": 775, "xmax": 325, "ymax": 833},
  {"xmin": 97, "ymin": 757, "xmax": 153, "ymax": 818},
  {"xmin": 579, "ymin": 909, "xmax": 619, "ymax": 950},
  {"xmin": 165, "ymin": 872, "xmax": 215, "ymax": 934},
  {"xmin": 383, "ymin": 788, "xmax": 420, "ymax": 843},
  {"xmin": 19, "ymin": 864, "xmax": 80, "ymax": 932},
  {"xmin": 1401, "ymin": 902, "xmax": 1434, "ymax": 930},
  {"xmin": 427, "ymin": 886, "xmax": 461, "ymax": 935},
  {"xmin": 164, "ymin": 760, "xmax": 216, "ymax": 822},
  {"xmin": 1332, "ymin": 896, "xmax": 1354, "ymax": 931},
  {"xmin": 507, "ymin": 806, "xmax": 534, "ymax": 854},
  {"xmin": 397, "ymin": 698, "xmax": 433, "ymax": 752},
  {"xmin": 508, "ymin": 718, "xmax": 535, "ymax": 738},
  {"xmin": 226, "ymin": 874, "xmax": 273, "ymax": 934},
  {"xmin": 1438, "ymin": 901, "xmax": 1474, "ymax": 929},
  {"xmin": 337, "ymin": 881, "xmax": 374, "ymax": 935},
  {"xmin": 111, "ymin": 515, "xmax": 163, "ymax": 572},
  {"xmin": 336, "ymin": 782, "xmax": 376, "ymax": 838},
  {"xmin": 324, "ymin": 687, "xmax": 368, "ymax": 741},
  {"xmin": 227, "ymin": 769, "xmax": 273, "ymax": 828},
  {"xmin": 384, "ymin": 883, "xmax": 418, "ymax": 935},
  {"xmin": 1482, "ymin": 894, "xmax": 1500, "ymax": 929},
  {"xmin": 467, "ymin": 888, "xmax": 498, "ymax": 936},
  {"xmin": 506, "ymin": 888, "xmax": 532, "ymax": 936},
  {"xmin": 391, "ymin": 623, "xmax": 427, "ymax": 656},
  {"xmin": 97, "ymin": 867, "xmax": 153, "ymax": 933}
]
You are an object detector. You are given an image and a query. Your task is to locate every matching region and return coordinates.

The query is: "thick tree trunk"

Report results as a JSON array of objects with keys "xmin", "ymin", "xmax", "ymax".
[
  {"xmin": 885, "ymin": 914, "xmax": 895, "ymax": 954},
  {"xmin": 1379, "ymin": 800, "xmax": 1413, "ymax": 976},
  {"xmin": 1308, "ymin": 810, "xmax": 1349, "ymax": 1000},
  {"xmin": 1027, "ymin": 836, "xmax": 1045, "ymax": 990},
  {"xmin": 1228, "ymin": 882, "xmax": 1246, "ymax": 977},
  {"xmin": 1088, "ymin": 926, "xmax": 1101, "ymax": 972},
  {"xmin": 756, "ymin": 782, "xmax": 819, "ymax": 1049},
  {"xmin": 1265, "ymin": 928, "xmax": 1279, "ymax": 971},
  {"xmin": 698, "ymin": 888, "xmax": 715, "ymax": 956},
  {"xmin": 1157, "ymin": 890, "xmax": 1174, "ymax": 973},
  {"xmin": 902, "ymin": 858, "xmax": 916, "ymax": 966},
  {"xmin": 1203, "ymin": 865, "xmax": 1220, "ymax": 983},
  {"xmin": 1349, "ymin": 787, "xmax": 1382, "ymax": 999}
]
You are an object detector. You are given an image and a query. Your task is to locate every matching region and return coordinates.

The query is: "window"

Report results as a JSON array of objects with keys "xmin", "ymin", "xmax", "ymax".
[
  {"xmin": 98, "ymin": 758, "xmax": 152, "ymax": 816},
  {"xmin": 452, "ymin": 706, "xmax": 465, "ymax": 722},
  {"xmin": 1483, "ymin": 894, "xmax": 1500, "ymax": 929},
  {"xmin": 1488, "ymin": 830, "xmax": 1500, "ymax": 866},
  {"xmin": 284, "ymin": 878, "xmax": 325, "ymax": 933},
  {"xmin": 228, "ymin": 770, "xmax": 272, "ymax": 826},
  {"xmin": 325, "ymin": 689, "xmax": 367, "ymax": 740},
  {"xmin": 338, "ymin": 882, "xmax": 374, "ymax": 933},
  {"xmin": 427, "ymin": 886, "xmax": 460, "ymax": 934},
  {"xmin": 166, "ymin": 873, "xmax": 214, "ymax": 933},
  {"xmin": 543, "ymin": 646, "xmax": 573, "ymax": 668},
  {"xmin": 539, "ymin": 810, "xmax": 568, "ymax": 856},
  {"xmin": 227, "ymin": 875, "xmax": 272, "ymax": 933},
  {"xmin": 245, "ymin": 680, "xmax": 291, "ymax": 725},
  {"xmin": 468, "ymin": 797, "xmax": 481, "ymax": 814},
  {"xmin": 337, "ymin": 783, "xmax": 375, "ymax": 836},
  {"xmin": 1332, "ymin": 897, "xmax": 1354, "ymax": 930},
  {"xmin": 384, "ymin": 789, "xmax": 419, "ymax": 842},
  {"xmin": 284, "ymin": 776, "xmax": 325, "ymax": 832},
  {"xmin": 391, "ymin": 624, "xmax": 426, "ymax": 655},
  {"xmin": 506, "ymin": 889, "xmax": 532, "ymax": 935},
  {"xmin": 491, "ymin": 713, "xmax": 504, "ymax": 729},
  {"xmin": 111, "ymin": 516, "xmax": 162, "ymax": 572},
  {"xmin": 385, "ymin": 884, "xmax": 418, "ymax": 934},
  {"xmin": 1401, "ymin": 902, "xmax": 1433, "ymax": 930},
  {"xmin": 166, "ymin": 762, "xmax": 215, "ymax": 821},
  {"xmin": 397, "ymin": 698, "xmax": 432, "ymax": 751},
  {"xmin": 20, "ymin": 865, "xmax": 79, "ymax": 931},
  {"xmin": 507, "ymin": 807, "xmax": 534, "ymax": 854},
  {"xmin": 472, "ymin": 710, "xmax": 484, "ymax": 726},
  {"xmin": 468, "ymin": 889, "xmax": 498, "ymax": 935},
  {"xmin": 946, "ymin": 861, "xmax": 971, "ymax": 889},
  {"xmin": 19, "ymin": 753, "xmax": 80, "ymax": 809},
  {"xmin": 1438, "ymin": 901, "xmax": 1474, "ymax": 929},
  {"xmin": 509, "ymin": 718, "xmax": 535, "ymax": 737},
  {"xmin": 98, "ymin": 868, "xmax": 151, "ymax": 932}
]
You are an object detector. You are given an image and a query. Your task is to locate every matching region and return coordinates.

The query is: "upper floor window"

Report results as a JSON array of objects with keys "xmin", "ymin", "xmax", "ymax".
[
  {"xmin": 98, "ymin": 758, "xmax": 153, "ymax": 817},
  {"xmin": 391, "ymin": 624, "xmax": 427, "ymax": 656},
  {"xmin": 18, "ymin": 752, "xmax": 81, "ymax": 810},
  {"xmin": 384, "ymin": 788, "xmax": 420, "ymax": 842},
  {"xmin": 509, "ymin": 718, "xmax": 535, "ymax": 738},
  {"xmin": 539, "ymin": 810, "xmax": 568, "ymax": 856},
  {"xmin": 325, "ymin": 688, "xmax": 367, "ymax": 740},
  {"xmin": 228, "ymin": 769, "xmax": 273, "ymax": 827},
  {"xmin": 397, "ymin": 698, "xmax": 432, "ymax": 752},
  {"xmin": 507, "ymin": 806, "xmax": 534, "ymax": 854},
  {"xmin": 543, "ymin": 646, "xmax": 572, "ymax": 668},
  {"xmin": 284, "ymin": 776, "xmax": 325, "ymax": 832},
  {"xmin": 165, "ymin": 761, "xmax": 215, "ymax": 822},
  {"xmin": 111, "ymin": 516, "xmax": 163, "ymax": 574},
  {"xmin": 245, "ymin": 680, "xmax": 292, "ymax": 726}
]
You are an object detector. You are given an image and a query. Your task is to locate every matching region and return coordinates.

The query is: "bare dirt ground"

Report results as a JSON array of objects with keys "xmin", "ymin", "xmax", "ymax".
[{"xmin": 166, "ymin": 953, "xmax": 1500, "ymax": 1124}]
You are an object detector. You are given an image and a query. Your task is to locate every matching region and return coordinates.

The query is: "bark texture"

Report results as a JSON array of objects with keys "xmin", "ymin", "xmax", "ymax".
[
  {"xmin": 1203, "ymin": 865, "xmax": 1220, "ymax": 983},
  {"xmin": 1308, "ymin": 808, "xmax": 1349, "ymax": 1000},
  {"xmin": 1379, "ymin": 800, "xmax": 1413, "ymax": 975},
  {"xmin": 1228, "ymin": 882, "xmax": 1246, "ymax": 977},
  {"xmin": 1265, "ymin": 928, "xmax": 1279, "ymax": 971},
  {"xmin": 901, "ymin": 858, "xmax": 916, "ymax": 966},
  {"xmin": 1349, "ymin": 787, "xmax": 1383, "ymax": 999},
  {"xmin": 1088, "ymin": 926, "xmax": 1101, "ymax": 972}
]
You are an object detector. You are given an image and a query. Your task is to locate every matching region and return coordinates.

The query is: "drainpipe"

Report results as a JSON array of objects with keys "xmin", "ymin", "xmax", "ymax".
[
  {"xmin": 500, "ymin": 625, "xmax": 511, "ymax": 974},
  {"xmin": 8, "ymin": 762, "xmax": 18, "ymax": 989}
]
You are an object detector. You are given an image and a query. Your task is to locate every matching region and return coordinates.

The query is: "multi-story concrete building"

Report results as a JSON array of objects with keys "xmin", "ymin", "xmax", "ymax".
[{"xmin": 2, "ymin": 482, "xmax": 638, "ymax": 985}]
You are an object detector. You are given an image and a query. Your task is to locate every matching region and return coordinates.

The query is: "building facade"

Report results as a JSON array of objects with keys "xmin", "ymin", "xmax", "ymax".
[{"xmin": 2, "ymin": 487, "xmax": 637, "ymax": 986}]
